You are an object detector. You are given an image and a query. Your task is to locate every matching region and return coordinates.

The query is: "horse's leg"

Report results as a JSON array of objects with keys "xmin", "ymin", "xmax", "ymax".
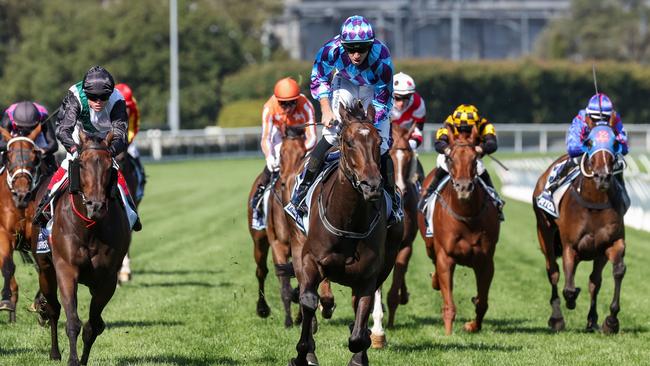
[
  {"xmin": 80, "ymin": 278, "xmax": 117, "ymax": 365},
  {"xmin": 437, "ymin": 254, "xmax": 456, "ymax": 335},
  {"xmin": 318, "ymin": 279, "xmax": 335, "ymax": 319},
  {"xmin": 9, "ymin": 275, "xmax": 17, "ymax": 322},
  {"xmin": 348, "ymin": 284, "xmax": 374, "ymax": 366},
  {"xmin": 586, "ymin": 256, "xmax": 607, "ymax": 332},
  {"xmin": 253, "ymin": 233, "xmax": 271, "ymax": 318},
  {"xmin": 537, "ymin": 227, "xmax": 564, "ymax": 331},
  {"xmin": 56, "ymin": 262, "xmax": 82, "ymax": 366},
  {"xmin": 38, "ymin": 257, "xmax": 62, "ymax": 360},
  {"xmin": 118, "ymin": 253, "xmax": 131, "ymax": 284},
  {"xmin": 370, "ymin": 288, "xmax": 385, "ymax": 349},
  {"xmin": 387, "ymin": 245, "xmax": 412, "ymax": 328},
  {"xmin": 290, "ymin": 254, "xmax": 321, "ymax": 366},
  {"xmin": 464, "ymin": 258, "xmax": 494, "ymax": 333},
  {"xmin": 561, "ymin": 246, "xmax": 581, "ymax": 310},
  {"xmin": 0, "ymin": 234, "xmax": 17, "ymax": 319},
  {"xmin": 272, "ymin": 244, "xmax": 294, "ymax": 328},
  {"xmin": 602, "ymin": 238, "xmax": 626, "ymax": 334}
]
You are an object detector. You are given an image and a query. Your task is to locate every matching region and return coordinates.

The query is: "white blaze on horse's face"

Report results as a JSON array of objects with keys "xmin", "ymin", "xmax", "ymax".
[
  {"xmin": 394, "ymin": 149, "xmax": 407, "ymax": 193},
  {"xmin": 358, "ymin": 128, "xmax": 370, "ymax": 136}
]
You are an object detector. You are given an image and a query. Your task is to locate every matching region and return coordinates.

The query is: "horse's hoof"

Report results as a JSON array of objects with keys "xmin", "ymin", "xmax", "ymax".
[
  {"xmin": 585, "ymin": 321, "xmax": 600, "ymax": 333},
  {"xmin": 9, "ymin": 310, "xmax": 16, "ymax": 323},
  {"xmin": 347, "ymin": 351, "xmax": 369, "ymax": 366},
  {"xmin": 118, "ymin": 271, "xmax": 131, "ymax": 284},
  {"xmin": 471, "ymin": 296, "xmax": 479, "ymax": 306},
  {"xmin": 548, "ymin": 317, "xmax": 565, "ymax": 332},
  {"xmin": 349, "ymin": 328, "xmax": 371, "ymax": 353},
  {"xmin": 320, "ymin": 301, "xmax": 336, "ymax": 319},
  {"xmin": 370, "ymin": 333, "xmax": 386, "ymax": 349},
  {"xmin": 563, "ymin": 287, "xmax": 581, "ymax": 310},
  {"xmin": 0, "ymin": 300, "xmax": 15, "ymax": 312},
  {"xmin": 399, "ymin": 290, "xmax": 410, "ymax": 305},
  {"xmin": 288, "ymin": 358, "xmax": 306, "ymax": 366},
  {"xmin": 284, "ymin": 316, "xmax": 294, "ymax": 328},
  {"xmin": 256, "ymin": 300, "xmax": 271, "ymax": 318},
  {"xmin": 602, "ymin": 316, "xmax": 619, "ymax": 334},
  {"xmin": 306, "ymin": 352, "xmax": 319, "ymax": 366},
  {"xmin": 27, "ymin": 302, "xmax": 39, "ymax": 313},
  {"xmin": 463, "ymin": 320, "xmax": 481, "ymax": 333},
  {"xmin": 50, "ymin": 350, "xmax": 62, "ymax": 361}
]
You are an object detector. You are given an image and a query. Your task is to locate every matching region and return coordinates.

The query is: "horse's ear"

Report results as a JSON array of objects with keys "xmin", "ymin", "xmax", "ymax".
[
  {"xmin": 447, "ymin": 125, "xmax": 456, "ymax": 146},
  {"xmin": 609, "ymin": 111, "xmax": 617, "ymax": 128},
  {"xmin": 27, "ymin": 123, "xmax": 42, "ymax": 142},
  {"xmin": 104, "ymin": 130, "xmax": 114, "ymax": 146},
  {"xmin": 585, "ymin": 114, "xmax": 594, "ymax": 130},
  {"xmin": 79, "ymin": 130, "xmax": 89, "ymax": 146},
  {"xmin": 0, "ymin": 127, "xmax": 12, "ymax": 142},
  {"xmin": 366, "ymin": 103, "xmax": 376, "ymax": 123},
  {"xmin": 470, "ymin": 124, "xmax": 480, "ymax": 145},
  {"xmin": 338, "ymin": 102, "xmax": 349, "ymax": 125}
]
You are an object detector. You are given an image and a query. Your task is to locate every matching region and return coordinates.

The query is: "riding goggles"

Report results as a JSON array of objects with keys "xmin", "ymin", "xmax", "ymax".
[
  {"xmin": 279, "ymin": 100, "xmax": 298, "ymax": 108},
  {"xmin": 86, "ymin": 92, "xmax": 111, "ymax": 102},
  {"xmin": 342, "ymin": 41, "xmax": 373, "ymax": 54}
]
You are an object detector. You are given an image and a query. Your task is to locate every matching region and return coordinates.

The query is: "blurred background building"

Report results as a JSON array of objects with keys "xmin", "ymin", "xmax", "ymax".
[{"xmin": 268, "ymin": 0, "xmax": 570, "ymax": 60}]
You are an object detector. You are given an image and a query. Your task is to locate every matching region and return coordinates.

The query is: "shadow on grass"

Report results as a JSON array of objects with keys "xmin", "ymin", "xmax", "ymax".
[
  {"xmin": 107, "ymin": 320, "xmax": 184, "ymax": 328},
  {"xmin": 0, "ymin": 347, "xmax": 31, "ymax": 356},
  {"xmin": 136, "ymin": 269, "xmax": 223, "ymax": 276},
  {"xmin": 116, "ymin": 355, "xmax": 240, "ymax": 365},
  {"xmin": 392, "ymin": 341, "xmax": 523, "ymax": 353},
  {"xmin": 134, "ymin": 281, "xmax": 218, "ymax": 288}
]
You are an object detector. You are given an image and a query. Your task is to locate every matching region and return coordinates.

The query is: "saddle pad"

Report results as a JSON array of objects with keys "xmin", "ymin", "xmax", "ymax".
[
  {"xmin": 251, "ymin": 188, "xmax": 271, "ymax": 231},
  {"xmin": 550, "ymin": 167, "xmax": 580, "ymax": 215},
  {"xmin": 423, "ymin": 175, "xmax": 451, "ymax": 237},
  {"xmin": 295, "ymin": 160, "xmax": 340, "ymax": 235}
]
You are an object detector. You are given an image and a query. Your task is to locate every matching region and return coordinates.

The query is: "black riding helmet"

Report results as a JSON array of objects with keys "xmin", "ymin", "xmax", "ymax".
[
  {"xmin": 12, "ymin": 101, "xmax": 40, "ymax": 130},
  {"xmin": 82, "ymin": 65, "xmax": 115, "ymax": 97}
]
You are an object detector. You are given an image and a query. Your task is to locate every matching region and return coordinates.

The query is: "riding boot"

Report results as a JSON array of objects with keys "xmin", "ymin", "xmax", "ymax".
[
  {"xmin": 250, "ymin": 167, "xmax": 272, "ymax": 210},
  {"xmin": 381, "ymin": 153, "xmax": 402, "ymax": 225},
  {"xmin": 418, "ymin": 167, "xmax": 447, "ymax": 212},
  {"xmin": 32, "ymin": 191, "xmax": 52, "ymax": 226},
  {"xmin": 287, "ymin": 138, "xmax": 332, "ymax": 217},
  {"xmin": 540, "ymin": 158, "xmax": 576, "ymax": 198},
  {"xmin": 479, "ymin": 171, "xmax": 505, "ymax": 221}
]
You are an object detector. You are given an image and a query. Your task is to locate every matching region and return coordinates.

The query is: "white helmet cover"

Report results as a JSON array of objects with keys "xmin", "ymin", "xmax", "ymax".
[{"xmin": 393, "ymin": 72, "xmax": 416, "ymax": 95}]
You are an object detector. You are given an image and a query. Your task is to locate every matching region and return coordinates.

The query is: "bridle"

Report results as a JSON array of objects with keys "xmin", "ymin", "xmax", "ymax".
[
  {"xmin": 72, "ymin": 144, "xmax": 116, "ymax": 206},
  {"xmin": 4, "ymin": 136, "xmax": 41, "ymax": 193},
  {"xmin": 445, "ymin": 141, "xmax": 478, "ymax": 189}
]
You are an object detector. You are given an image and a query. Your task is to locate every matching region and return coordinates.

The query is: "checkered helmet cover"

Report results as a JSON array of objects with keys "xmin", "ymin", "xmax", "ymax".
[{"xmin": 340, "ymin": 15, "xmax": 374, "ymax": 44}]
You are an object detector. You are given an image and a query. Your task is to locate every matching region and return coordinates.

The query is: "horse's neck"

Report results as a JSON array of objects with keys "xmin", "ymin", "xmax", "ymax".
[
  {"xmin": 441, "ymin": 180, "xmax": 485, "ymax": 217},
  {"xmin": 575, "ymin": 176, "xmax": 611, "ymax": 203},
  {"xmin": 321, "ymin": 169, "xmax": 376, "ymax": 227}
]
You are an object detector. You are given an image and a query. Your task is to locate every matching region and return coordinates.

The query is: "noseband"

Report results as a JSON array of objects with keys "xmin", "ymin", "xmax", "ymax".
[{"xmin": 5, "ymin": 136, "xmax": 40, "ymax": 193}]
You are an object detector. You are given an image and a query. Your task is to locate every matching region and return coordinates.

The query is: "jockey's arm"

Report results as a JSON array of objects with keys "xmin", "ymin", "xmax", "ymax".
[
  {"xmin": 41, "ymin": 119, "xmax": 59, "ymax": 155},
  {"xmin": 371, "ymin": 55, "xmax": 393, "ymax": 127},
  {"xmin": 310, "ymin": 44, "xmax": 335, "ymax": 123},
  {"xmin": 303, "ymin": 100, "xmax": 317, "ymax": 151},
  {"xmin": 260, "ymin": 105, "xmax": 273, "ymax": 157},
  {"xmin": 613, "ymin": 114, "xmax": 629, "ymax": 155},
  {"xmin": 319, "ymin": 97, "xmax": 334, "ymax": 126},
  {"xmin": 108, "ymin": 100, "xmax": 129, "ymax": 157},
  {"xmin": 56, "ymin": 91, "xmax": 82, "ymax": 153},
  {"xmin": 566, "ymin": 115, "xmax": 586, "ymax": 158},
  {"xmin": 479, "ymin": 121, "xmax": 497, "ymax": 155},
  {"xmin": 434, "ymin": 126, "xmax": 450, "ymax": 154}
]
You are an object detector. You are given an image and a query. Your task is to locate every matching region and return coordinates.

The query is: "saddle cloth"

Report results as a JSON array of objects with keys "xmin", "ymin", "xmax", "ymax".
[{"xmin": 536, "ymin": 164, "xmax": 581, "ymax": 218}]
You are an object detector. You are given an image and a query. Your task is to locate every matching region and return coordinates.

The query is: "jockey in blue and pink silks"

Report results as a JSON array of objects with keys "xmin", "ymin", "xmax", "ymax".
[
  {"xmin": 285, "ymin": 15, "xmax": 401, "ymax": 225},
  {"xmin": 538, "ymin": 93, "xmax": 629, "ymax": 204}
]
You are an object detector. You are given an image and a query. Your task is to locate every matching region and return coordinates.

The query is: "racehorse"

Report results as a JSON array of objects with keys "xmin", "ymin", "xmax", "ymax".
[
  {"xmin": 248, "ymin": 127, "xmax": 336, "ymax": 328},
  {"xmin": 289, "ymin": 102, "xmax": 401, "ymax": 366},
  {"xmin": 0, "ymin": 125, "xmax": 44, "ymax": 322},
  {"xmin": 383, "ymin": 125, "xmax": 418, "ymax": 328},
  {"xmin": 532, "ymin": 115, "xmax": 627, "ymax": 333},
  {"xmin": 417, "ymin": 126, "xmax": 500, "ymax": 335},
  {"xmin": 115, "ymin": 149, "xmax": 143, "ymax": 284},
  {"xmin": 34, "ymin": 131, "xmax": 131, "ymax": 365}
]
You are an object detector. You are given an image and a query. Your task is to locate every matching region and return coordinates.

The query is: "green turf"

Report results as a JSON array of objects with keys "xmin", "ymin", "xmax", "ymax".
[{"xmin": 2, "ymin": 157, "xmax": 649, "ymax": 366}]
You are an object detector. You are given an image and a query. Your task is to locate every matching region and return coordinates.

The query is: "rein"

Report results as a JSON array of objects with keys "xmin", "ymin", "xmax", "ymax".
[
  {"xmin": 69, "ymin": 193, "xmax": 97, "ymax": 228},
  {"xmin": 435, "ymin": 186, "xmax": 489, "ymax": 223},
  {"xmin": 317, "ymin": 184, "xmax": 381, "ymax": 239}
]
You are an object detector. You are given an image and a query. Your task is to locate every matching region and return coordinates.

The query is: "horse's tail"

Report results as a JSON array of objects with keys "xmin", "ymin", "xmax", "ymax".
[{"xmin": 274, "ymin": 262, "xmax": 295, "ymax": 277}]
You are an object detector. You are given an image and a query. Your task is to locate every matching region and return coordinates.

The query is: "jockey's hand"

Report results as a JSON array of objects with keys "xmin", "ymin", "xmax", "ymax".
[
  {"xmin": 408, "ymin": 139, "xmax": 418, "ymax": 150},
  {"xmin": 444, "ymin": 147, "xmax": 451, "ymax": 156},
  {"xmin": 266, "ymin": 155, "xmax": 279, "ymax": 172},
  {"xmin": 321, "ymin": 109, "xmax": 336, "ymax": 128},
  {"xmin": 474, "ymin": 145, "xmax": 484, "ymax": 156}
]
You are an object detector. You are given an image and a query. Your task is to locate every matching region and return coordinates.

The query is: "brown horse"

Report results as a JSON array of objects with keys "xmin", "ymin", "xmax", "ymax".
[
  {"xmin": 0, "ymin": 125, "xmax": 44, "ymax": 322},
  {"xmin": 532, "ymin": 115, "xmax": 626, "ymax": 333},
  {"xmin": 289, "ymin": 102, "xmax": 401, "ymax": 366},
  {"xmin": 383, "ymin": 125, "xmax": 418, "ymax": 328},
  {"xmin": 417, "ymin": 126, "xmax": 500, "ymax": 335},
  {"xmin": 248, "ymin": 127, "xmax": 335, "ymax": 327},
  {"xmin": 35, "ymin": 131, "xmax": 131, "ymax": 365},
  {"xmin": 115, "ymin": 150, "xmax": 143, "ymax": 283}
]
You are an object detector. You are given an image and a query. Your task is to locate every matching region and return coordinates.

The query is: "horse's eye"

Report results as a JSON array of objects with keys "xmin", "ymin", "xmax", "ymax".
[{"xmin": 345, "ymin": 140, "xmax": 354, "ymax": 148}]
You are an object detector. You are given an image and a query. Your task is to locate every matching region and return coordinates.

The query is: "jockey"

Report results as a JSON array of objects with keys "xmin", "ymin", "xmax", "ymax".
[
  {"xmin": 33, "ymin": 66, "xmax": 141, "ymax": 235},
  {"xmin": 419, "ymin": 104, "xmax": 504, "ymax": 219},
  {"xmin": 391, "ymin": 71, "xmax": 426, "ymax": 181},
  {"xmin": 0, "ymin": 101, "xmax": 58, "ymax": 174},
  {"xmin": 285, "ymin": 15, "xmax": 401, "ymax": 224},
  {"xmin": 115, "ymin": 83, "xmax": 146, "ymax": 203},
  {"xmin": 537, "ymin": 93, "xmax": 628, "ymax": 204},
  {"xmin": 250, "ymin": 77, "xmax": 317, "ymax": 212}
]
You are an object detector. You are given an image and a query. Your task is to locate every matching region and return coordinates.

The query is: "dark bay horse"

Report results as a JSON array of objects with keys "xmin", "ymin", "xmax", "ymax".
[
  {"xmin": 35, "ymin": 131, "xmax": 131, "ymax": 365},
  {"xmin": 115, "ymin": 150, "xmax": 143, "ymax": 284},
  {"xmin": 417, "ymin": 126, "xmax": 500, "ymax": 335},
  {"xmin": 532, "ymin": 115, "xmax": 626, "ymax": 333},
  {"xmin": 248, "ymin": 127, "xmax": 335, "ymax": 327},
  {"xmin": 289, "ymin": 102, "xmax": 401, "ymax": 366},
  {"xmin": 0, "ymin": 125, "xmax": 44, "ymax": 322},
  {"xmin": 382, "ymin": 125, "xmax": 418, "ymax": 328}
]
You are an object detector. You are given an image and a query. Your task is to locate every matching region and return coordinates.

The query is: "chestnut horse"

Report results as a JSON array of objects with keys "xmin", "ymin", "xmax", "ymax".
[
  {"xmin": 532, "ymin": 115, "xmax": 626, "ymax": 333},
  {"xmin": 35, "ymin": 131, "xmax": 131, "ymax": 365},
  {"xmin": 0, "ymin": 125, "xmax": 44, "ymax": 322},
  {"xmin": 248, "ymin": 127, "xmax": 335, "ymax": 327},
  {"xmin": 289, "ymin": 102, "xmax": 401, "ymax": 366},
  {"xmin": 417, "ymin": 126, "xmax": 500, "ymax": 335},
  {"xmin": 383, "ymin": 125, "xmax": 418, "ymax": 328}
]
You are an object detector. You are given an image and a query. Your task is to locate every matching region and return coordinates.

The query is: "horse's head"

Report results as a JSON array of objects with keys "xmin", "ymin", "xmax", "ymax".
[
  {"xmin": 445, "ymin": 125, "xmax": 480, "ymax": 200},
  {"xmin": 75, "ymin": 131, "xmax": 116, "ymax": 220},
  {"xmin": 279, "ymin": 126, "xmax": 307, "ymax": 181},
  {"xmin": 338, "ymin": 101, "xmax": 382, "ymax": 201},
  {"xmin": 390, "ymin": 124, "xmax": 416, "ymax": 193},
  {"xmin": 0, "ymin": 124, "xmax": 42, "ymax": 208},
  {"xmin": 581, "ymin": 115, "xmax": 621, "ymax": 191}
]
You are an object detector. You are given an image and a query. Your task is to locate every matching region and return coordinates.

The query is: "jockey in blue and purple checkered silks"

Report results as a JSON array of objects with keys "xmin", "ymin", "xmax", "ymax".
[{"xmin": 285, "ymin": 15, "xmax": 402, "ymax": 226}]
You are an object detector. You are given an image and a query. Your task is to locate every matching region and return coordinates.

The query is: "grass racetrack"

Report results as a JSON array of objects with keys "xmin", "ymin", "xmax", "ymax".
[{"xmin": 3, "ymin": 155, "xmax": 650, "ymax": 365}]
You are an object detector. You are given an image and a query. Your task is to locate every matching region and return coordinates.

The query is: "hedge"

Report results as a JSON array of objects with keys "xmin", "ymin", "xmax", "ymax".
[{"xmin": 219, "ymin": 59, "xmax": 650, "ymax": 126}]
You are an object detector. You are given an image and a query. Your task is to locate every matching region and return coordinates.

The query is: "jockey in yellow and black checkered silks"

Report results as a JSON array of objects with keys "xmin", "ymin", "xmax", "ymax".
[{"xmin": 419, "ymin": 104, "xmax": 504, "ymax": 220}]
